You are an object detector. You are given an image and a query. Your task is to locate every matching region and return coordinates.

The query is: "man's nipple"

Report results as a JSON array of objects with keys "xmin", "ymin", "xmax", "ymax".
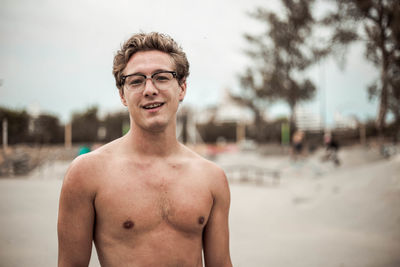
[
  {"xmin": 123, "ymin": 220, "xmax": 134, "ymax": 229},
  {"xmin": 198, "ymin": 216, "xmax": 205, "ymax": 225}
]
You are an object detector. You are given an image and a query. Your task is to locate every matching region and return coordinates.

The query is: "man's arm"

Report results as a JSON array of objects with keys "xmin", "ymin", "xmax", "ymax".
[
  {"xmin": 58, "ymin": 156, "xmax": 96, "ymax": 267},
  {"xmin": 203, "ymin": 166, "xmax": 233, "ymax": 267}
]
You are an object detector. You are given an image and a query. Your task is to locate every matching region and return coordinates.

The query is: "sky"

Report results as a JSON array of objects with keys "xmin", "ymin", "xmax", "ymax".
[{"xmin": 0, "ymin": 0, "xmax": 379, "ymax": 126}]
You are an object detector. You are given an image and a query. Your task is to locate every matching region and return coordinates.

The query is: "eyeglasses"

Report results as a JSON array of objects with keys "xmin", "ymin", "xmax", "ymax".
[{"xmin": 121, "ymin": 70, "xmax": 177, "ymax": 92}]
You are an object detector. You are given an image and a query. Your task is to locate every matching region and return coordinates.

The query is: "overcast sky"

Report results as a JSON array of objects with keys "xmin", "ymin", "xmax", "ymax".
[{"xmin": 0, "ymin": 0, "xmax": 378, "ymax": 126}]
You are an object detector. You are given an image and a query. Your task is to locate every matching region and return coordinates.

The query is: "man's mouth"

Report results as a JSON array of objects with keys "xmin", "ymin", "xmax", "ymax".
[{"xmin": 142, "ymin": 103, "xmax": 164, "ymax": 109}]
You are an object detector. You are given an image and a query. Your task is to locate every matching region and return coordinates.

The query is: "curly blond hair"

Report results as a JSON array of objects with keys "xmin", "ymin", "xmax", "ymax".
[{"xmin": 113, "ymin": 32, "xmax": 190, "ymax": 90}]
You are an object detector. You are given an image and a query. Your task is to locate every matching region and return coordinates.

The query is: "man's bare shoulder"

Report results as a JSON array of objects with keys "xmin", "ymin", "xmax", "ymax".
[
  {"xmin": 62, "ymin": 138, "xmax": 122, "ymax": 192},
  {"xmin": 179, "ymin": 144, "xmax": 229, "ymax": 189},
  {"xmin": 72, "ymin": 137, "xmax": 124, "ymax": 168}
]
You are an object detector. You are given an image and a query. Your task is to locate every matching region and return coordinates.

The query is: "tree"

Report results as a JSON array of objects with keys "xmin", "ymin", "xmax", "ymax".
[
  {"xmin": 234, "ymin": 0, "xmax": 324, "ymax": 140},
  {"xmin": 0, "ymin": 107, "xmax": 30, "ymax": 144},
  {"xmin": 102, "ymin": 111, "xmax": 129, "ymax": 142},
  {"xmin": 71, "ymin": 106, "xmax": 100, "ymax": 143},
  {"xmin": 30, "ymin": 114, "xmax": 64, "ymax": 143},
  {"xmin": 387, "ymin": 61, "xmax": 400, "ymax": 141},
  {"xmin": 323, "ymin": 0, "xmax": 400, "ymax": 135}
]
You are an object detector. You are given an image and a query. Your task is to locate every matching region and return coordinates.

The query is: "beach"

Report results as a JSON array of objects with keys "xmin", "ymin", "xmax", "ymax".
[{"xmin": 0, "ymin": 145, "xmax": 399, "ymax": 267}]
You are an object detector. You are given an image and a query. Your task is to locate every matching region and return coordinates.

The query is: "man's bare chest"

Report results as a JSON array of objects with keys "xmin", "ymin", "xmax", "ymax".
[{"xmin": 93, "ymin": 165, "xmax": 213, "ymax": 238}]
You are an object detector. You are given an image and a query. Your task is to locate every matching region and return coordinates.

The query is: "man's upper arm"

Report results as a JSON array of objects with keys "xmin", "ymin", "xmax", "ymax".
[
  {"xmin": 58, "ymin": 156, "xmax": 97, "ymax": 267},
  {"xmin": 203, "ymin": 165, "xmax": 232, "ymax": 267}
]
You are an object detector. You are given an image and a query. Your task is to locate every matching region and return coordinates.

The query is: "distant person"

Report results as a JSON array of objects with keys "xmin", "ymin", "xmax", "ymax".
[
  {"xmin": 322, "ymin": 131, "xmax": 340, "ymax": 166},
  {"xmin": 77, "ymin": 145, "xmax": 90, "ymax": 156},
  {"xmin": 291, "ymin": 130, "xmax": 305, "ymax": 160},
  {"xmin": 57, "ymin": 32, "xmax": 232, "ymax": 267}
]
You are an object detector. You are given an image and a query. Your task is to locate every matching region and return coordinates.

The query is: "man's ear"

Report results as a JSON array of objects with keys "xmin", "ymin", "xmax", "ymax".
[
  {"xmin": 178, "ymin": 80, "xmax": 187, "ymax": 102},
  {"xmin": 119, "ymin": 89, "xmax": 127, "ymax": 106}
]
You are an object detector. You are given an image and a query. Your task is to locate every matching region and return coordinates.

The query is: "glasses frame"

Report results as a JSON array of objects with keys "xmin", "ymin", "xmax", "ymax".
[{"xmin": 121, "ymin": 70, "xmax": 177, "ymax": 91}]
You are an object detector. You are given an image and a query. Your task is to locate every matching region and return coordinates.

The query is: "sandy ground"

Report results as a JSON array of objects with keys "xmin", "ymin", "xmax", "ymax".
[{"xmin": 0, "ymin": 145, "xmax": 399, "ymax": 267}]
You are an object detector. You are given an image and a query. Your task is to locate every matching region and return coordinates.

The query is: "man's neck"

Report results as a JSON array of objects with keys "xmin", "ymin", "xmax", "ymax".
[{"xmin": 122, "ymin": 123, "xmax": 180, "ymax": 158}]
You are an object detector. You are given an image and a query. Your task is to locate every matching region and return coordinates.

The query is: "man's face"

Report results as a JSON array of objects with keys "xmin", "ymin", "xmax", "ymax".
[{"xmin": 119, "ymin": 50, "xmax": 186, "ymax": 132}]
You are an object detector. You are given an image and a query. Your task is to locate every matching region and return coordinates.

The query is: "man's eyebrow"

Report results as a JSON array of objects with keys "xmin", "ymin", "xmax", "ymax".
[
  {"xmin": 124, "ymin": 69, "xmax": 172, "ymax": 76},
  {"xmin": 123, "ymin": 72, "xmax": 144, "ymax": 77},
  {"xmin": 152, "ymin": 69, "xmax": 171, "ymax": 73}
]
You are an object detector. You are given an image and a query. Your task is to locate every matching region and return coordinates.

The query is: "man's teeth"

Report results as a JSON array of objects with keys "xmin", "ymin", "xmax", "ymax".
[{"xmin": 144, "ymin": 103, "xmax": 162, "ymax": 109}]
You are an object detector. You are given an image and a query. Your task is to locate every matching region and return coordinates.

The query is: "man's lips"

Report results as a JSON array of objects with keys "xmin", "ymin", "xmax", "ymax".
[{"xmin": 141, "ymin": 102, "xmax": 165, "ymax": 109}]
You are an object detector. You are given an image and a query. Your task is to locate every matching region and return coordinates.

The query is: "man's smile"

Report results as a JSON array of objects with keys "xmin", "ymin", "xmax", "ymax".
[{"xmin": 141, "ymin": 102, "xmax": 165, "ymax": 110}]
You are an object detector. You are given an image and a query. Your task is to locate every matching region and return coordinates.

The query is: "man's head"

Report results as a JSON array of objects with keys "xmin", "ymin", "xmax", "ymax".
[{"xmin": 113, "ymin": 32, "xmax": 190, "ymax": 91}]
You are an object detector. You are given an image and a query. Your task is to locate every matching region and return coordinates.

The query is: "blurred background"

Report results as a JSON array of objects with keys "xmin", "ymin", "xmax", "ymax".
[{"xmin": 1, "ymin": 0, "xmax": 399, "ymax": 266}]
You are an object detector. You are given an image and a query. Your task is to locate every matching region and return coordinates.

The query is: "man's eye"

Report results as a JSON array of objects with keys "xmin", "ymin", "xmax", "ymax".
[
  {"xmin": 129, "ymin": 78, "xmax": 144, "ymax": 85},
  {"xmin": 154, "ymin": 74, "xmax": 171, "ymax": 81}
]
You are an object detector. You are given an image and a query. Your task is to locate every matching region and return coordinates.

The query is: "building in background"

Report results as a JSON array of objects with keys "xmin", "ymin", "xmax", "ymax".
[
  {"xmin": 294, "ymin": 106, "xmax": 323, "ymax": 131},
  {"xmin": 333, "ymin": 112, "xmax": 358, "ymax": 129}
]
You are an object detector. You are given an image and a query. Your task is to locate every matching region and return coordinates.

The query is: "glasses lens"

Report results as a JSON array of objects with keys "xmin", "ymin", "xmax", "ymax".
[
  {"xmin": 153, "ymin": 72, "xmax": 174, "ymax": 90},
  {"xmin": 125, "ymin": 75, "xmax": 145, "ymax": 90}
]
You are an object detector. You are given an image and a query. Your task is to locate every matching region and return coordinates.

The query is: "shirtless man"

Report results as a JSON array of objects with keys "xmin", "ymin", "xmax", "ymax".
[{"xmin": 57, "ymin": 32, "xmax": 232, "ymax": 267}]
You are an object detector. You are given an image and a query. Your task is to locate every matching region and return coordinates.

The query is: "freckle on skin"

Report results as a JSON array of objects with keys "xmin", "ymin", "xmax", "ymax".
[
  {"xmin": 123, "ymin": 220, "xmax": 134, "ymax": 229},
  {"xmin": 198, "ymin": 216, "xmax": 205, "ymax": 224}
]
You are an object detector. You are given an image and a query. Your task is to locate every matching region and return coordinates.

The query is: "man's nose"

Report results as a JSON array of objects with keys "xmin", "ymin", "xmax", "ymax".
[{"xmin": 142, "ymin": 78, "xmax": 158, "ymax": 96}]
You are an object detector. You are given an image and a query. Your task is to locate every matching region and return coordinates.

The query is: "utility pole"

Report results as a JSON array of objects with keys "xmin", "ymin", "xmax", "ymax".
[
  {"xmin": 2, "ymin": 118, "xmax": 7, "ymax": 151},
  {"xmin": 64, "ymin": 122, "xmax": 72, "ymax": 149},
  {"xmin": 0, "ymin": 79, "xmax": 7, "ymax": 151},
  {"xmin": 319, "ymin": 62, "xmax": 326, "ymax": 131}
]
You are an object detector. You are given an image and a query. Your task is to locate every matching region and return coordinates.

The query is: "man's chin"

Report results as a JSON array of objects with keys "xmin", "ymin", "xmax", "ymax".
[{"xmin": 141, "ymin": 121, "xmax": 168, "ymax": 133}]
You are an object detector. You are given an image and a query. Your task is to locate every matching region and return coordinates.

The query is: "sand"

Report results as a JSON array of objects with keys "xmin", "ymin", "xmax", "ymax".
[{"xmin": 0, "ymin": 145, "xmax": 399, "ymax": 267}]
